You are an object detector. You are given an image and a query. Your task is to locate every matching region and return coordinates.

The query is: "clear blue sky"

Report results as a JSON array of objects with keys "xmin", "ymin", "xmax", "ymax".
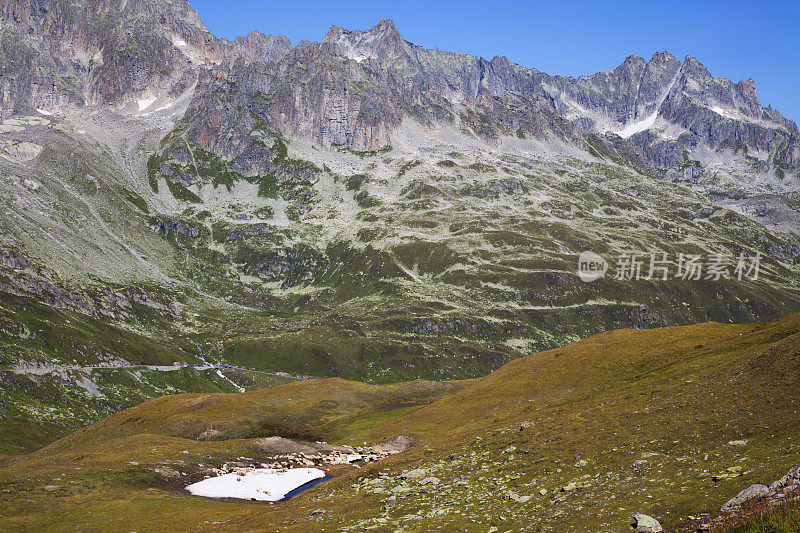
[{"xmin": 191, "ymin": 0, "xmax": 800, "ymax": 123}]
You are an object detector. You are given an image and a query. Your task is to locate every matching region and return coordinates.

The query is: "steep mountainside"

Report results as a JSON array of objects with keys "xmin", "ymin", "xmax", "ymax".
[
  {"xmin": 0, "ymin": 0, "xmax": 222, "ymax": 109},
  {"xmin": 0, "ymin": 0, "xmax": 799, "ymax": 452}
]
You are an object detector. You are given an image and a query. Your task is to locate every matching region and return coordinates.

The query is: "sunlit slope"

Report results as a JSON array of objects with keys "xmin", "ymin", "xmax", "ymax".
[
  {"xmin": 1, "ymin": 314, "xmax": 799, "ymax": 531},
  {"xmin": 34, "ymin": 377, "xmax": 467, "ymax": 455}
]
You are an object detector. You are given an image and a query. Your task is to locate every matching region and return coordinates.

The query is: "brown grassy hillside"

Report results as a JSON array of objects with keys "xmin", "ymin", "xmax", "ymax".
[{"xmin": 1, "ymin": 315, "xmax": 799, "ymax": 531}]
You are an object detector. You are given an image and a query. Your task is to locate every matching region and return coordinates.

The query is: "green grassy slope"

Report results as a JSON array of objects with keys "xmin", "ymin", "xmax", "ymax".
[
  {"xmin": 1, "ymin": 314, "xmax": 799, "ymax": 531},
  {"xmin": 4, "ymin": 115, "xmax": 800, "ymax": 460},
  {"xmin": 0, "ymin": 292, "xmax": 295, "ymax": 454}
]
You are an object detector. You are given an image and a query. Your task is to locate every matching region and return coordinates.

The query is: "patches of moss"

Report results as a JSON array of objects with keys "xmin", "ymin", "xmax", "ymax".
[
  {"xmin": 146, "ymin": 154, "xmax": 162, "ymax": 193},
  {"xmin": 468, "ymin": 162, "xmax": 496, "ymax": 172},
  {"xmin": 120, "ymin": 188, "xmax": 148, "ymax": 213},
  {"xmin": 345, "ymin": 174, "xmax": 369, "ymax": 192},
  {"xmin": 338, "ymin": 145, "xmax": 393, "ymax": 158},
  {"xmin": 397, "ymin": 160, "xmax": 422, "ymax": 178},
  {"xmin": 355, "ymin": 191, "xmax": 381, "ymax": 208},
  {"xmin": 251, "ymin": 174, "xmax": 279, "ymax": 199},
  {"xmin": 681, "ymin": 149, "xmax": 703, "ymax": 170},
  {"xmin": 166, "ymin": 180, "xmax": 202, "ymax": 204}
]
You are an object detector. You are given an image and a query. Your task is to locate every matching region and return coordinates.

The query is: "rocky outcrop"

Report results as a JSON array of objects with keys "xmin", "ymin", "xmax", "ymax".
[
  {"xmin": 675, "ymin": 462, "xmax": 800, "ymax": 531},
  {"xmin": 768, "ymin": 463, "xmax": 800, "ymax": 495},
  {"xmin": 722, "ymin": 483, "xmax": 770, "ymax": 510},
  {"xmin": 0, "ymin": 0, "xmax": 224, "ymax": 113},
  {"xmin": 231, "ymin": 31, "xmax": 292, "ymax": 64}
]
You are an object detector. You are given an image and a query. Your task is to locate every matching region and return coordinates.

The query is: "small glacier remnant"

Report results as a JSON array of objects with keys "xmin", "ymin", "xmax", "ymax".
[
  {"xmin": 616, "ymin": 111, "xmax": 659, "ymax": 139},
  {"xmin": 185, "ymin": 468, "xmax": 326, "ymax": 501},
  {"xmin": 137, "ymin": 98, "xmax": 157, "ymax": 112}
]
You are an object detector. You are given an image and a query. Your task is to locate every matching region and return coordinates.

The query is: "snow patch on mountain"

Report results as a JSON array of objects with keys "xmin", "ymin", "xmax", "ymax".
[
  {"xmin": 617, "ymin": 110, "xmax": 659, "ymax": 139},
  {"xmin": 171, "ymin": 35, "xmax": 188, "ymax": 48},
  {"xmin": 186, "ymin": 468, "xmax": 325, "ymax": 501},
  {"xmin": 137, "ymin": 98, "xmax": 156, "ymax": 112}
]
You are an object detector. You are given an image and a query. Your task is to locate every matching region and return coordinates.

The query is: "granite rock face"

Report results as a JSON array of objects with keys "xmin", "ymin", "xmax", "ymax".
[{"xmin": 0, "ymin": 0, "xmax": 223, "ymax": 112}]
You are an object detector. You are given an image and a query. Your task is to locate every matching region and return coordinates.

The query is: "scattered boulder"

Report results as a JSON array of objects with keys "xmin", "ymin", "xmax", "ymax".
[
  {"xmin": 20, "ymin": 177, "xmax": 41, "ymax": 190},
  {"xmin": 401, "ymin": 468, "xmax": 428, "ymax": 480},
  {"xmin": 154, "ymin": 467, "xmax": 182, "ymax": 479},
  {"xmin": 726, "ymin": 439, "xmax": 748, "ymax": 447},
  {"xmin": 504, "ymin": 491, "xmax": 531, "ymax": 503},
  {"xmin": 632, "ymin": 513, "xmax": 662, "ymax": 533},
  {"xmin": 374, "ymin": 435, "xmax": 412, "ymax": 453},
  {"xmin": 769, "ymin": 463, "xmax": 800, "ymax": 496},
  {"xmin": 722, "ymin": 484, "xmax": 770, "ymax": 509},
  {"xmin": 391, "ymin": 483, "xmax": 412, "ymax": 494}
]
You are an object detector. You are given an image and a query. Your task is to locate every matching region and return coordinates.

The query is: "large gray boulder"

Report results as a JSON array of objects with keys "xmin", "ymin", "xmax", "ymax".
[
  {"xmin": 632, "ymin": 513, "xmax": 662, "ymax": 532},
  {"xmin": 722, "ymin": 484, "xmax": 770, "ymax": 509}
]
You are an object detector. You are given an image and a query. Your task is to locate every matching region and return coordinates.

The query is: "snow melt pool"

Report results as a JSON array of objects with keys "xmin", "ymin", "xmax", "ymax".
[{"xmin": 185, "ymin": 468, "xmax": 326, "ymax": 501}]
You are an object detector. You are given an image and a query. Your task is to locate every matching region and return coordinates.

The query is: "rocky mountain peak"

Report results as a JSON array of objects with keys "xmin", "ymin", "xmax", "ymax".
[
  {"xmin": 679, "ymin": 55, "xmax": 711, "ymax": 77},
  {"xmin": 322, "ymin": 18, "xmax": 409, "ymax": 63},
  {"xmin": 233, "ymin": 30, "xmax": 292, "ymax": 64},
  {"xmin": 645, "ymin": 51, "xmax": 681, "ymax": 77},
  {"xmin": 737, "ymin": 77, "xmax": 758, "ymax": 98},
  {"xmin": 650, "ymin": 50, "xmax": 678, "ymax": 63}
]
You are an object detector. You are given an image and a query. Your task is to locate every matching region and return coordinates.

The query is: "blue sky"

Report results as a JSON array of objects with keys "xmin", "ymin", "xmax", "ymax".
[{"xmin": 191, "ymin": 0, "xmax": 800, "ymax": 123}]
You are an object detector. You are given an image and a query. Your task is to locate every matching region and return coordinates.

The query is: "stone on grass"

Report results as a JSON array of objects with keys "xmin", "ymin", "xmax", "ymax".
[
  {"xmin": 401, "ymin": 468, "xmax": 428, "ymax": 479},
  {"xmin": 722, "ymin": 484, "xmax": 770, "ymax": 510},
  {"xmin": 632, "ymin": 513, "xmax": 662, "ymax": 532}
]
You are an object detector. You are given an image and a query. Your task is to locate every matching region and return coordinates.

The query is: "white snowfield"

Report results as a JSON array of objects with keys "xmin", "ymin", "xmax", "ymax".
[
  {"xmin": 171, "ymin": 35, "xmax": 188, "ymax": 48},
  {"xmin": 137, "ymin": 98, "xmax": 157, "ymax": 112},
  {"xmin": 609, "ymin": 71, "xmax": 681, "ymax": 139},
  {"xmin": 616, "ymin": 110, "xmax": 659, "ymax": 139},
  {"xmin": 185, "ymin": 468, "xmax": 326, "ymax": 501}
]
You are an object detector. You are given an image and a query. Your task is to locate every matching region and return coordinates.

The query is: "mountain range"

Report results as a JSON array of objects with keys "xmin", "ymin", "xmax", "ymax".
[{"xmin": 0, "ymin": 0, "xmax": 798, "ymax": 455}]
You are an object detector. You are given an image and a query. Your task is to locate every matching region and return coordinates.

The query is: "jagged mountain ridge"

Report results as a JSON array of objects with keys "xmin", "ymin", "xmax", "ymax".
[
  {"xmin": 1, "ymin": 1, "xmax": 797, "ymax": 176},
  {"xmin": 187, "ymin": 17, "xmax": 800, "ymax": 177},
  {"xmin": 0, "ymin": 0, "xmax": 224, "ymax": 108}
]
